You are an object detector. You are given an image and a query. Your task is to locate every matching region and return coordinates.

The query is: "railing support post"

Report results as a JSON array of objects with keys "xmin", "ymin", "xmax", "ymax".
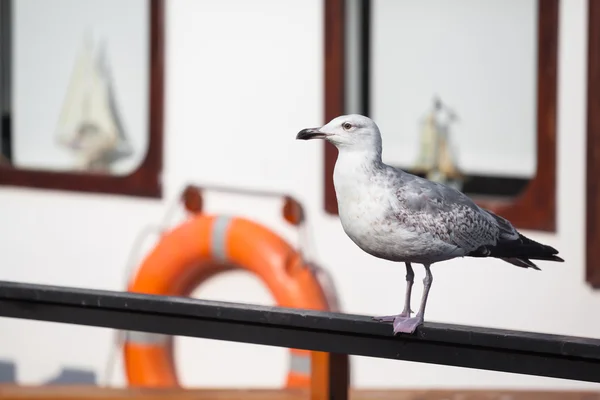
[{"xmin": 311, "ymin": 352, "xmax": 349, "ymax": 400}]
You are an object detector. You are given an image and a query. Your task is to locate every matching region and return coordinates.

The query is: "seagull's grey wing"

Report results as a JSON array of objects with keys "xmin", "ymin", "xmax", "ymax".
[
  {"xmin": 428, "ymin": 179, "xmax": 520, "ymax": 242},
  {"xmin": 384, "ymin": 168, "xmax": 562, "ymax": 268},
  {"xmin": 389, "ymin": 174, "xmax": 510, "ymax": 253},
  {"xmin": 479, "ymin": 207, "xmax": 520, "ymax": 241}
]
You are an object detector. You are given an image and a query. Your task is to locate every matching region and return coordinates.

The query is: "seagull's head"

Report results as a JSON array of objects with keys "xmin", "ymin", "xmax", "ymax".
[{"xmin": 296, "ymin": 114, "xmax": 382, "ymax": 152}]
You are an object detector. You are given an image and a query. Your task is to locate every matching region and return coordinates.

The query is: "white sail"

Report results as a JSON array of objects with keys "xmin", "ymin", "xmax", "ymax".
[
  {"xmin": 87, "ymin": 46, "xmax": 120, "ymax": 146},
  {"xmin": 413, "ymin": 112, "xmax": 440, "ymax": 173},
  {"xmin": 412, "ymin": 97, "xmax": 464, "ymax": 185},
  {"xmin": 96, "ymin": 43, "xmax": 132, "ymax": 158},
  {"xmin": 55, "ymin": 35, "xmax": 132, "ymax": 171},
  {"xmin": 55, "ymin": 37, "xmax": 95, "ymax": 145},
  {"xmin": 438, "ymin": 132, "xmax": 462, "ymax": 179}
]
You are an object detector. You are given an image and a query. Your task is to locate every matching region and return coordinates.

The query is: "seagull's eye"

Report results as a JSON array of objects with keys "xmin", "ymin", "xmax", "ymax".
[{"xmin": 342, "ymin": 122, "xmax": 352, "ymax": 131}]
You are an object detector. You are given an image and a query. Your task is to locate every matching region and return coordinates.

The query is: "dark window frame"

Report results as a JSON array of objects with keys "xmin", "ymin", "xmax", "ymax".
[
  {"xmin": 322, "ymin": 0, "xmax": 559, "ymax": 232},
  {"xmin": 0, "ymin": 0, "xmax": 164, "ymax": 199}
]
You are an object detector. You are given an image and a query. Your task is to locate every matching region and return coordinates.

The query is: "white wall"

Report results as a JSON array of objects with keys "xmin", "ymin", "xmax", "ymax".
[{"xmin": 0, "ymin": 0, "xmax": 599, "ymax": 391}]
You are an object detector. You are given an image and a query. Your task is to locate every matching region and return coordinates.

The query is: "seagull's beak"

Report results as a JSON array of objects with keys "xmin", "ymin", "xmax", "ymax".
[{"xmin": 296, "ymin": 127, "xmax": 327, "ymax": 140}]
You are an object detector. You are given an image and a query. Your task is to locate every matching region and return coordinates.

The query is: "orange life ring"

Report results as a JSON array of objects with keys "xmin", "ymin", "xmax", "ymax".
[{"xmin": 124, "ymin": 214, "xmax": 331, "ymax": 388}]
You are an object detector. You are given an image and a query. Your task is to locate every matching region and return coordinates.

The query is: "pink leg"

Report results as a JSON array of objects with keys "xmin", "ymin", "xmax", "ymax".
[
  {"xmin": 392, "ymin": 264, "xmax": 433, "ymax": 334},
  {"xmin": 372, "ymin": 262, "xmax": 414, "ymax": 322}
]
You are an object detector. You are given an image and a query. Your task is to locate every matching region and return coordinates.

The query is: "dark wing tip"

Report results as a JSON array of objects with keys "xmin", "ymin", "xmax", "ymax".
[
  {"xmin": 501, "ymin": 257, "xmax": 541, "ymax": 270},
  {"xmin": 546, "ymin": 245, "xmax": 561, "ymax": 254}
]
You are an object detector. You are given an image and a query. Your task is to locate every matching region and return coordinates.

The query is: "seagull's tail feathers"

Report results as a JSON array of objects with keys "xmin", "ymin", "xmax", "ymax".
[
  {"xmin": 510, "ymin": 233, "xmax": 564, "ymax": 261},
  {"xmin": 467, "ymin": 232, "xmax": 564, "ymax": 270}
]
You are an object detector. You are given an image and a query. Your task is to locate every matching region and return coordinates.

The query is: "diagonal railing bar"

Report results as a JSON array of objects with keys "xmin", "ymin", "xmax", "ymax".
[{"xmin": 0, "ymin": 279, "xmax": 598, "ymax": 399}]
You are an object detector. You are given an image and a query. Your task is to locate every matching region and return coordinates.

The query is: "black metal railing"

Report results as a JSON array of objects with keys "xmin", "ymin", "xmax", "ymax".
[{"xmin": 0, "ymin": 280, "xmax": 598, "ymax": 399}]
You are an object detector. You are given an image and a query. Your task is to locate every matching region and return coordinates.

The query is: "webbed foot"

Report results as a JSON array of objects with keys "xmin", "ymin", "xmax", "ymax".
[
  {"xmin": 372, "ymin": 309, "xmax": 413, "ymax": 323},
  {"xmin": 392, "ymin": 315, "xmax": 423, "ymax": 334}
]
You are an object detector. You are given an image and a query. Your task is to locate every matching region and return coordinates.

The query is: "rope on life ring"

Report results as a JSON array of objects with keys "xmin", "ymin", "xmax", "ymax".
[{"xmin": 123, "ymin": 213, "xmax": 331, "ymax": 388}]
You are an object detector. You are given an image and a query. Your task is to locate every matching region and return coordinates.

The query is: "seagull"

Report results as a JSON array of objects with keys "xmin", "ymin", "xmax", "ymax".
[{"xmin": 296, "ymin": 114, "xmax": 564, "ymax": 334}]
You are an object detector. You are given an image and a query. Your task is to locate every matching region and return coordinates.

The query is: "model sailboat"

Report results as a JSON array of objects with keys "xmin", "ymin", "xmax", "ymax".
[
  {"xmin": 412, "ymin": 96, "xmax": 464, "ymax": 190},
  {"xmin": 55, "ymin": 35, "xmax": 132, "ymax": 173}
]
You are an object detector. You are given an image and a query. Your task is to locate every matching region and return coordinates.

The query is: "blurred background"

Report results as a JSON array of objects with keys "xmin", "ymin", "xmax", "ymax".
[{"xmin": 0, "ymin": 0, "xmax": 599, "ymax": 395}]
